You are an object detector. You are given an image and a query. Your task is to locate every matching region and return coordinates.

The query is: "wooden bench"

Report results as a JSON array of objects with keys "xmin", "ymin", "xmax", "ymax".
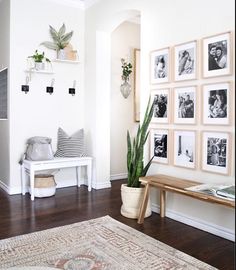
[
  {"xmin": 137, "ymin": 174, "xmax": 235, "ymax": 224},
  {"xmin": 21, "ymin": 157, "xmax": 92, "ymax": 201}
]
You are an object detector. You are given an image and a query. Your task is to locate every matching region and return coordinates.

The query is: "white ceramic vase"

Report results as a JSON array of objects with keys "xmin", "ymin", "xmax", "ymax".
[
  {"xmin": 34, "ymin": 62, "xmax": 45, "ymax": 71},
  {"xmin": 120, "ymin": 183, "xmax": 152, "ymax": 219},
  {"xmin": 57, "ymin": 49, "xmax": 66, "ymax": 60}
]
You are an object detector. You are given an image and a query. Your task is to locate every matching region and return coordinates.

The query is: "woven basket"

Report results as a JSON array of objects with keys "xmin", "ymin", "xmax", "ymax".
[{"xmin": 32, "ymin": 175, "xmax": 56, "ymax": 198}]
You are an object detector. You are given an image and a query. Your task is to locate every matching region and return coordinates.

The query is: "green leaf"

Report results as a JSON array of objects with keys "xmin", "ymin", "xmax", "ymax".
[
  {"xmin": 58, "ymin": 23, "xmax": 66, "ymax": 37},
  {"xmin": 49, "ymin": 25, "xmax": 59, "ymax": 42},
  {"xmin": 40, "ymin": 41, "xmax": 58, "ymax": 50},
  {"xmin": 61, "ymin": 31, "xmax": 73, "ymax": 43}
]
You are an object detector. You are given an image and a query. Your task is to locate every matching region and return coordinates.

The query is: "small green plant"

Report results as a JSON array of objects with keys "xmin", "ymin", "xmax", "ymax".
[
  {"xmin": 41, "ymin": 23, "xmax": 73, "ymax": 51},
  {"xmin": 127, "ymin": 97, "xmax": 154, "ymax": 188},
  {"xmin": 121, "ymin": 58, "xmax": 132, "ymax": 81},
  {"xmin": 28, "ymin": 50, "xmax": 50, "ymax": 63}
]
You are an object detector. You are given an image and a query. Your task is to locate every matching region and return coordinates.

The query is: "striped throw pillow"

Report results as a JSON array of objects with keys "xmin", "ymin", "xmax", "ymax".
[{"xmin": 54, "ymin": 128, "xmax": 85, "ymax": 158}]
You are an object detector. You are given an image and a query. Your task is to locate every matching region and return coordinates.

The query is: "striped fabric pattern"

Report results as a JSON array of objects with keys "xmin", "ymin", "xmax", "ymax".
[{"xmin": 54, "ymin": 127, "xmax": 85, "ymax": 157}]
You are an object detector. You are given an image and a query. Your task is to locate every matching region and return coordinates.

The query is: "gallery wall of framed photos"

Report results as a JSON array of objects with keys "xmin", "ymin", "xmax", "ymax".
[{"xmin": 149, "ymin": 30, "xmax": 234, "ymax": 176}]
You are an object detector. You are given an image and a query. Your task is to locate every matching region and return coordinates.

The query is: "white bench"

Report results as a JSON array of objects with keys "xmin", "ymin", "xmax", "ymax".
[{"xmin": 21, "ymin": 157, "xmax": 92, "ymax": 201}]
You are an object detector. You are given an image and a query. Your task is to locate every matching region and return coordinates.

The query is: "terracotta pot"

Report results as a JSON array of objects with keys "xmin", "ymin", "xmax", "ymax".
[{"xmin": 120, "ymin": 183, "xmax": 152, "ymax": 219}]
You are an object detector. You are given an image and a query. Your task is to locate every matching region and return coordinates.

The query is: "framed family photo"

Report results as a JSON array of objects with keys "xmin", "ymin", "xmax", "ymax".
[
  {"xmin": 174, "ymin": 40, "xmax": 197, "ymax": 81},
  {"xmin": 202, "ymin": 82, "xmax": 231, "ymax": 125},
  {"xmin": 173, "ymin": 86, "xmax": 197, "ymax": 124},
  {"xmin": 201, "ymin": 131, "xmax": 230, "ymax": 175},
  {"xmin": 173, "ymin": 130, "xmax": 196, "ymax": 169},
  {"xmin": 150, "ymin": 129, "xmax": 169, "ymax": 164},
  {"xmin": 202, "ymin": 31, "xmax": 232, "ymax": 78},
  {"xmin": 151, "ymin": 89, "xmax": 170, "ymax": 124},
  {"xmin": 150, "ymin": 47, "xmax": 170, "ymax": 84}
]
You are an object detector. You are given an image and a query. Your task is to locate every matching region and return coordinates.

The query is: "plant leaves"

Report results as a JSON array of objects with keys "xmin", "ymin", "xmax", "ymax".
[
  {"xmin": 61, "ymin": 31, "xmax": 73, "ymax": 43},
  {"xmin": 49, "ymin": 25, "xmax": 59, "ymax": 42},
  {"xmin": 58, "ymin": 23, "xmax": 66, "ymax": 37},
  {"xmin": 40, "ymin": 41, "xmax": 58, "ymax": 50}
]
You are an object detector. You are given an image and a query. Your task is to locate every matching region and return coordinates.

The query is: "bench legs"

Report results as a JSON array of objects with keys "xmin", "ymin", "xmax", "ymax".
[
  {"xmin": 76, "ymin": 162, "xmax": 92, "ymax": 191},
  {"xmin": 160, "ymin": 189, "xmax": 166, "ymax": 218},
  {"xmin": 137, "ymin": 183, "xmax": 150, "ymax": 224}
]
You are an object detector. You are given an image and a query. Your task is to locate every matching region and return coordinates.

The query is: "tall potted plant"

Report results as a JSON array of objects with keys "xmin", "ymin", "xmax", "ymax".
[{"xmin": 121, "ymin": 97, "xmax": 154, "ymax": 218}]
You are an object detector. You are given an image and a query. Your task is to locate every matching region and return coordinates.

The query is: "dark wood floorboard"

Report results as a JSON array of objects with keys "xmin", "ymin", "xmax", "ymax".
[{"xmin": 0, "ymin": 180, "xmax": 235, "ymax": 269}]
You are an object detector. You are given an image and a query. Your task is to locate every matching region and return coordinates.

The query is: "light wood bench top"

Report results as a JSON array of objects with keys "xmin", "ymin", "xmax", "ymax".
[{"xmin": 138, "ymin": 175, "xmax": 235, "ymax": 224}]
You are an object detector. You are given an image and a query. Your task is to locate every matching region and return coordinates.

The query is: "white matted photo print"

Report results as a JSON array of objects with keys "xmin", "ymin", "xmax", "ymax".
[
  {"xmin": 173, "ymin": 130, "xmax": 196, "ymax": 169},
  {"xmin": 173, "ymin": 86, "xmax": 197, "ymax": 124},
  {"xmin": 202, "ymin": 82, "xmax": 230, "ymax": 125},
  {"xmin": 150, "ymin": 48, "xmax": 169, "ymax": 84},
  {"xmin": 174, "ymin": 40, "xmax": 197, "ymax": 81},
  {"xmin": 201, "ymin": 131, "xmax": 230, "ymax": 175},
  {"xmin": 202, "ymin": 32, "xmax": 232, "ymax": 78},
  {"xmin": 151, "ymin": 89, "xmax": 169, "ymax": 124},
  {"xmin": 150, "ymin": 129, "xmax": 169, "ymax": 164}
]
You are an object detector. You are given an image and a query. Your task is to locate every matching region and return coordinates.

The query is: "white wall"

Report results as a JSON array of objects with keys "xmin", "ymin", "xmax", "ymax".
[
  {"xmin": 7, "ymin": 0, "xmax": 85, "ymax": 193},
  {"xmin": 85, "ymin": 0, "xmax": 235, "ymax": 240},
  {"xmin": 110, "ymin": 21, "xmax": 140, "ymax": 178},
  {"xmin": 0, "ymin": 0, "xmax": 10, "ymax": 190}
]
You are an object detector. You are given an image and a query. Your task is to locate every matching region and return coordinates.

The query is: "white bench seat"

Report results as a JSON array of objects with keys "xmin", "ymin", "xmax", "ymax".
[{"xmin": 21, "ymin": 157, "xmax": 92, "ymax": 201}]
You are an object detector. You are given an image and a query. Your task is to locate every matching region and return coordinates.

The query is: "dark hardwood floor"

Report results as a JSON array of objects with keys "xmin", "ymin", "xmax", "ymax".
[{"xmin": 0, "ymin": 179, "xmax": 234, "ymax": 269}]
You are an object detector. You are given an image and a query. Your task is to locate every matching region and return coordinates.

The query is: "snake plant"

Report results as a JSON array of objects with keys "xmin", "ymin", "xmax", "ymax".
[
  {"xmin": 41, "ymin": 23, "xmax": 73, "ymax": 51},
  {"xmin": 127, "ymin": 97, "xmax": 154, "ymax": 188}
]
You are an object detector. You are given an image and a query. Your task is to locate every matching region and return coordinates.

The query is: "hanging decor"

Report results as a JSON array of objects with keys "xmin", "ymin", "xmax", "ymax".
[{"xmin": 120, "ymin": 58, "xmax": 132, "ymax": 99}]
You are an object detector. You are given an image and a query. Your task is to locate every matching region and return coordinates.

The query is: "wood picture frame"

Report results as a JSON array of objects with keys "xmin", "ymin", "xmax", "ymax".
[
  {"xmin": 150, "ymin": 47, "xmax": 170, "ymax": 84},
  {"xmin": 134, "ymin": 48, "xmax": 140, "ymax": 122},
  {"xmin": 173, "ymin": 85, "xmax": 197, "ymax": 124},
  {"xmin": 202, "ymin": 82, "xmax": 231, "ymax": 125},
  {"xmin": 150, "ymin": 129, "xmax": 169, "ymax": 164},
  {"xmin": 174, "ymin": 40, "xmax": 198, "ymax": 81},
  {"xmin": 173, "ymin": 129, "xmax": 196, "ymax": 169},
  {"xmin": 202, "ymin": 31, "xmax": 232, "ymax": 78},
  {"xmin": 151, "ymin": 88, "xmax": 170, "ymax": 124},
  {"xmin": 201, "ymin": 131, "xmax": 231, "ymax": 175}
]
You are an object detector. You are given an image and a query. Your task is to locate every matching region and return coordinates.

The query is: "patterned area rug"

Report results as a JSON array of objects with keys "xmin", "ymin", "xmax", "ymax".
[{"xmin": 0, "ymin": 216, "xmax": 216, "ymax": 270}]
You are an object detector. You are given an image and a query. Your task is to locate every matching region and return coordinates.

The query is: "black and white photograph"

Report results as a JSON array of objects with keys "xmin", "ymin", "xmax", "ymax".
[
  {"xmin": 202, "ymin": 82, "xmax": 230, "ymax": 125},
  {"xmin": 150, "ymin": 48, "xmax": 169, "ymax": 84},
  {"xmin": 174, "ymin": 40, "xmax": 197, "ymax": 81},
  {"xmin": 202, "ymin": 131, "xmax": 230, "ymax": 175},
  {"xmin": 174, "ymin": 130, "xmax": 196, "ymax": 169},
  {"xmin": 203, "ymin": 32, "xmax": 231, "ymax": 77},
  {"xmin": 151, "ymin": 89, "xmax": 169, "ymax": 123},
  {"xmin": 174, "ymin": 86, "xmax": 196, "ymax": 124},
  {"xmin": 150, "ymin": 129, "xmax": 169, "ymax": 164}
]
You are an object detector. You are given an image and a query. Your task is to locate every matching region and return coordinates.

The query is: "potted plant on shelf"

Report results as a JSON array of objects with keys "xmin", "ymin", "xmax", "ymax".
[
  {"xmin": 28, "ymin": 50, "xmax": 51, "ymax": 71},
  {"xmin": 41, "ymin": 23, "xmax": 74, "ymax": 60},
  {"xmin": 120, "ymin": 58, "xmax": 132, "ymax": 98},
  {"xmin": 121, "ymin": 97, "xmax": 154, "ymax": 219}
]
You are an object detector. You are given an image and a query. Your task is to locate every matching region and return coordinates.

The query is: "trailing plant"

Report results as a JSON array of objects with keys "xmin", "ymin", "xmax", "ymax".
[
  {"xmin": 121, "ymin": 58, "xmax": 132, "ymax": 81},
  {"xmin": 41, "ymin": 23, "xmax": 73, "ymax": 51},
  {"xmin": 28, "ymin": 50, "xmax": 50, "ymax": 63},
  {"xmin": 127, "ymin": 97, "xmax": 154, "ymax": 188}
]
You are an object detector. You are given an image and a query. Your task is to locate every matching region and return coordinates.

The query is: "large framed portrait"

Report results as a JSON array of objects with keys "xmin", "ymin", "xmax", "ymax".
[
  {"xmin": 174, "ymin": 40, "xmax": 197, "ymax": 81},
  {"xmin": 173, "ymin": 86, "xmax": 197, "ymax": 124},
  {"xmin": 202, "ymin": 32, "xmax": 232, "ymax": 78},
  {"xmin": 201, "ymin": 131, "xmax": 230, "ymax": 175},
  {"xmin": 151, "ymin": 89, "xmax": 170, "ymax": 124},
  {"xmin": 173, "ymin": 130, "xmax": 196, "ymax": 169},
  {"xmin": 150, "ymin": 47, "xmax": 170, "ymax": 84},
  {"xmin": 150, "ymin": 129, "xmax": 169, "ymax": 164},
  {"xmin": 202, "ymin": 82, "xmax": 231, "ymax": 125}
]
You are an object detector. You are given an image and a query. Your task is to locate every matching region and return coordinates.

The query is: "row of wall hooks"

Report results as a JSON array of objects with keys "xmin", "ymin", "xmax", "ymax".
[{"xmin": 21, "ymin": 78, "xmax": 77, "ymax": 96}]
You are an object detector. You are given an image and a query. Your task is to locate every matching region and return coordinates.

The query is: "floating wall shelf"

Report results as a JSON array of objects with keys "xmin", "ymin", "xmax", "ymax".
[
  {"xmin": 24, "ymin": 69, "xmax": 55, "ymax": 74},
  {"xmin": 53, "ymin": 59, "xmax": 80, "ymax": 64}
]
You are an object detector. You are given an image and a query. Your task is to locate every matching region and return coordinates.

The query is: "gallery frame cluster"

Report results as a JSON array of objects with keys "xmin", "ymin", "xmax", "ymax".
[{"xmin": 149, "ymin": 31, "xmax": 233, "ymax": 175}]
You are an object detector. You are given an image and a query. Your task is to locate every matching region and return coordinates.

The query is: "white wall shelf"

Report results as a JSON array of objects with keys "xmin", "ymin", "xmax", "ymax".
[
  {"xmin": 24, "ymin": 69, "xmax": 54, "ymax": 74},
  {"xmin": 53, "ymin": 59, "xmax": 80, "ymax": 64}
]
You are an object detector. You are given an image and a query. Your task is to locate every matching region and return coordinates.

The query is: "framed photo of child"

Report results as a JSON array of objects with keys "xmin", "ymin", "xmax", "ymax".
[
  {"xmin": 174, "ymin": 40, "xmax": 198, "ymax": 81},
  {"xmin": 202, "ymin": 32, "xmax": 232, "ymax": 78},
  {"xmin": 151, "ymin": 89, "xmax": 170, "ymax": 124},
  {"xmin": 150, "ymin": 129, "xmax": 169, "ymax": 164},
  {"xmin": 150, "ymin": 48, "xmax": 170, "ymax": 84},
  {"xmin": 202, "ymin": 82, "xmax": 231, "ymax": 125},
  {"xmin": 201, "ymin": 131, "xmax": 231, "ymax": 175}
]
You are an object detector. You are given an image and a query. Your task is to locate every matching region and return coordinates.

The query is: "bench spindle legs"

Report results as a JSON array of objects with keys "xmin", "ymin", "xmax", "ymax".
[
  {"xmin": 30, "ymin": 168, "xmax": 35, "ymax": 201},
  {"xmin": 160, "ymin": 189, "xmax": 166, "ymax": 218}
]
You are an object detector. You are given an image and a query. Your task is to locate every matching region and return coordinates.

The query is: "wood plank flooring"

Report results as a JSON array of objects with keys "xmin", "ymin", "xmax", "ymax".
[{"xmin": 0, "ymin": 180, "xmax": 234, "ymax": 269}]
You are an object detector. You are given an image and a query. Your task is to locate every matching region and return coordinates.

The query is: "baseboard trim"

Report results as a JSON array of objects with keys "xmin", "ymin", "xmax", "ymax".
[
  {"xmin": 151, "ymin": 203, "xmax": 235, "ymax": 242},
  {"xmin": 110, "ymin": 173, "xmax": 127, "ymax": 181},
  {"xmin": 0, "ymin": 180, "xmax": 21, "ymax": 195}
]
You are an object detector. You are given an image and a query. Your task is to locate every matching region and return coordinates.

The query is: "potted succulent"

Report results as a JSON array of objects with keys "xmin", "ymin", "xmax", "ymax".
[
  {"xmin": 28, "ymin": 50, "xmax": 51, "ymax": 71},
  {"xmin": 120, "ymin": 58, "xmax": 132, "ymax": 98},
  {"xmin": 120, "ymin": 97, "xmax": 155, "ymax": 219},
  {"xmin": 41, "ymin": 23, "xmax": 73, "ymax": 60}
]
